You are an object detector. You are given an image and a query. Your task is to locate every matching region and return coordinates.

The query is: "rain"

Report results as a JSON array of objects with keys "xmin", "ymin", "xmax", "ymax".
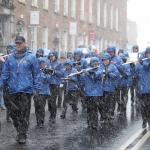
[{"xmin": 0, "ymin": 0, "xmax": 150, "ymax": 150}]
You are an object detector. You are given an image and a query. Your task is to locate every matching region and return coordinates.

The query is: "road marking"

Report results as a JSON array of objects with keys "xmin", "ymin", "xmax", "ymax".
[
  {"xmin": 118, "ymin": 128, "xmax": 146, "ymax": 150},
  {"xmin": 131, "ymin": 131, "xmax": 150, "ymax": 150}
]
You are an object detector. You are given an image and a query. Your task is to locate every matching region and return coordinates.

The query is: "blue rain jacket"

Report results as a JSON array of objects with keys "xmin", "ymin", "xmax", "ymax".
[
  {"xmin": 0, "ymin": 46, "xmax": 40, "ymax": 94},
  {"xmin": 62, "ymin": 59, "xmax": 77, "ymax": 90},
  {"xmin": 48, "ymin": 50, "xmax": 64, "ymax": 85},
  {"xmin": 135, "ymin": 47, "xmax": 150, "ymax": 94},
  {"xmin": 101, "ymin": 53, "xmax": 120, "ymax": 92},
  {"xmin": 81, "ymin": 57, "xmax": 103, "ymax": 96},
  {"xmin": 73, "ymin": 49, "xmax": 88, "ymax": 85},
  {"xmin": 38, "ymin": 57, "xmax": 51, "ymax": 95}
]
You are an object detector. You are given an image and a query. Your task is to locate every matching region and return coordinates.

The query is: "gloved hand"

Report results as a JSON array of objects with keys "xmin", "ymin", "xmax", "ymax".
[
  {"xmin": 43, "ymin": 68, "xmax": 55, "ymax": 74},
  {"xmin": 88, "ymin": 71, "xmax": 96, "ymax": 77}
]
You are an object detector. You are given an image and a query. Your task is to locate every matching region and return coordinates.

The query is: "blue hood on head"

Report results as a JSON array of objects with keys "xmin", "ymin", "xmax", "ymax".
[
  {"xmin": 119, "ymin": 53, "xmax": 126, "ymax": 58},
  {"xmin": 90, "ymin": 57, "xmax": 99, "ymax": 65},
  {"xmin": 64, "ymin": 59, "xmax": 73, "ymax": 66},
  {"xmin": 85, "ymin": 52, "xmax": 92, "ymax": 58},
  {"xmin": 37, "ymin": 47, "xmax": 44, "ymax": 56},
  {"xmin": 101, "ymin": 53, "xmax": 111, "ymax": 60},
  {"xmin": 67, "ymin": 51, "xmax": 73, "ymax": 56},
  {"xmin": 123, "ymin": 52, "xmax": 129, "ymax": 58},
  {"xmin": 6, "ymin": 43, "xmax": 16, "ymax": 53},
  {"xmin": 138, "ymin": 52, "xmax": 145, "ymax": 59},
  {"xmin": 118, "ymin": 48, "xmax": 124, "ymax": 53},
  {"xmin": 133, "ymin": 45, "xmax": 139, "ymax": 50},
  {"xmin": 96, "ymin": 54, "xmax": 101, "ymax": 57},
  {"xmin": 74, "ymin": 49, "xmax": 82, "ymax": 57},
  {"xmin": 107, "ymin": 46, "xmax": 116, "ymax": 53},
  {"xmin": 49, "ymin": 50, "xmax": 58, "ymax": 59},
  {"xmin": 145, "ymin": 47, "xmax": 150, "ymax": 55},
  {"xmin": 38, "ymin": 57, "xmax": 47, "ymax": 64}
]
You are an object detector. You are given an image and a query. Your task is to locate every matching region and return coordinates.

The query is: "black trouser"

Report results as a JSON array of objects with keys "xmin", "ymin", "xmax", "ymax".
[
  {"xmin": 3, "ymin": 86, "xmax": 11, "ymax": 119},
  {"xmin": 57, "ymin": 87, "xmax": 63, "ymax": 106},
  {"xmin": 86, "ymin": 96, "xmax": 99, "ymax": 127},
  {"xmin": 34, "ymin": 94, "xmax": 48, "ymax": 126},
  {"xmin": 9, "ymin": 92, "xmax": 31, "ymax": 134},
  {"xmin": 120, "ymin": 87, "xmax": 128, "ymax": 112},
  {"xmin": 48, "ymin": 84, "xmax": 59, "ymax": 119},
  {"xmin": 78, "ymin": 86, "xmax": 86, "ymax": 110},
  {"xmin": 97, "ymin": 96, "xmax": 105, "ymax": 119},
  {"xmin": 139, "ymin": 94, "xmax": 150, "ymax": 126},
  {"xmin": 62, "ymin": 90, "xmax": 78, "ymax": 115},
  {"xmin": 130, "ymin": 77, "xmax": 138, "ymax": 103},
  {"xmin": 101, "ymin": 92, "xmax": 115, "ymax": 119}
]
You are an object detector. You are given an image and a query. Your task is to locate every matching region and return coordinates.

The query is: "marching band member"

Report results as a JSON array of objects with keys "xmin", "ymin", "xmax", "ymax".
[
  {"xmin": 118, "ymin": 53, "xmax": 131, "ymax": 114},
  {"xmin": 73, "ymin": 49, "xmax": 88, "ymax": 113},
  {"xmin": 34, "ymin": 57, "xmax": 51, "ymax": 128},
  {"xmin": 60, "ymin": 59, "xmax": 78, "ymax": 119},
  {"xmin": 117, "ymin": 48, "xmax": 124, "ymax": 55},
  {"xmin": 47, "ymin": 50, "xmax": 64, "ymax": 124},
  {"xmin": 135, "ymin": 47, "xmax": 150, "ymax": 129},
  {"xmin": 100, "ymin": 53, "xmax": 120, "ymax": 120},
  {"xmin": 81, "ymin": 57, "xmax": 103, "ymax": 130},
  {"xmin": 106, "ymin": 46, "xmax": 123, "ymax": 111},
  {"xmin": 67, "ymin": 51, "xmax": 74, "ymax": 61}
]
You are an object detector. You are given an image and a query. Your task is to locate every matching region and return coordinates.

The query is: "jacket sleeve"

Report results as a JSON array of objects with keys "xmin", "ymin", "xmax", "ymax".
[
  {"xmin": 32, "ymin": 57, "xmax": 41, "ymax": 91},
  {"xmin": 95, "ymin": 67, "xmax": 103, "ymax": 79},
  {"xmin": 143, "ymin": 59, "xmax": 150, "ymax": 70},
  {"xmin": 108, "ymin": 65, "xmax": 120, "ymax": 80},
  {"xmin": 0, "ymin": 59, "xmax": 10, "ymax": 88},
  {"xmin": 54, "ymin": 62, "xmax": 64, "ymax": 77}
]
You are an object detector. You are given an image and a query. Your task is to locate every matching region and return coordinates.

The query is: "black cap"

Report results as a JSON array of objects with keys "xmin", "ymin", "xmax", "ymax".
[{"xmin": 15, "ymin": 36, "xmax": 26, "ymax": 43}]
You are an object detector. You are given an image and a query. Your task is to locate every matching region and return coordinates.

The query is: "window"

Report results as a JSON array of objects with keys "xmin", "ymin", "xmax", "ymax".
[
  {"xmin": 104, "ymin": 1, "xmax": 107, "ymax": 28},
  {"xmin": 30, "ymin": 27, "xmax": 37, "ymax": 51},
  {"xmin": 42, "ymin": 26, "xmax": 48, "ymax": 48},
  {"xmin": 97, "ymin": 0, "xmax": 100, "ymax": 26},
  {"xmin": 100, "ymin": 38, "xmax": 103, "ymax": 52},
  {"xmin": 31, "ymin": 0, "xmax": 38, "ymax": 6},
  {"xmin": 43, "ymin": 0, "xmax": 48, "ymax": 9},
  {"xmin": 70, "ymin": 35, "xmax": 75, "ymax": 51},
  {"xmin": 71, "ymin": 0, "xmax": 76, "ymax": 18},
  {"xmin": 54, "ymin": 0, "xmax": 60, "ymax": 13},
  {"xmin": 116, "ymin": 7, "xmax": 118, "ymax": 31},
  {"xmin": 62, "ymin": 31, "xmax": 68, "ymax": 56},
  {"xmin": 80, "ymin": 0, "xmax": 85, "ymax": 21},
  {"xmin": 110, "ymin": 4, "xmax": 113, "ymax": 30},
  {"xmin": 63, "ymin": 0, "xmax": 68, "ymax": 16},
  {"xmin": 89, "ymin": 0, "xmax": 92, "ymax": 23}
]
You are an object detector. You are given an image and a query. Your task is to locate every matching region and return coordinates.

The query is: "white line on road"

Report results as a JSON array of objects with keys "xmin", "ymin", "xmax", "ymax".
[
  {"xmin": 131, "ymin": 131, "xmax": 150, "ymax": 150},
  {"xmin": 118, "ymin": 128, "xmax": 146, "ymax": 150}
]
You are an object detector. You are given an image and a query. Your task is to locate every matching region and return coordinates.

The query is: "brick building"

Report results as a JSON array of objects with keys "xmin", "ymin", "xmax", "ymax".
[{"xmin": 4, "ymin": 0, "xmax": 127, "ymax": 56}]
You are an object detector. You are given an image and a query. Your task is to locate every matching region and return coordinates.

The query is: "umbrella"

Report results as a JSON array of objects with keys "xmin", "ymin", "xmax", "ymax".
[{"xmin": 32, "ymin": 48, "xmax": 51, "ymax": 56}]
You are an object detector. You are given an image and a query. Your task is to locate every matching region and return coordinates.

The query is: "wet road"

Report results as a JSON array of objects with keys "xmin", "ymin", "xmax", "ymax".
[{"xmin": 0, "ymin": 97, "xmax": 149, "ymax": 150}]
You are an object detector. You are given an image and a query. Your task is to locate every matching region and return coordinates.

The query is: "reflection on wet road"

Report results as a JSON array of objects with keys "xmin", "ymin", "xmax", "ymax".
[{"xmin": 0, "ymin": 100, "xmax": 147, "ymax": 150}]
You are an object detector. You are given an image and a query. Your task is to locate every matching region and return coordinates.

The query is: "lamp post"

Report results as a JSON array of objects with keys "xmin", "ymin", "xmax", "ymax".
[{"xmin": 16, "ymin": 20, "xmax": 22, "ymax": 35}]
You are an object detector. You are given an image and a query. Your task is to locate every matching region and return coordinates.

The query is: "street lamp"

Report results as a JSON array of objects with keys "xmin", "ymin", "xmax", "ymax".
[{"xmin": 16, "ymin": 20, "xmax": 22, "ymax": 35}]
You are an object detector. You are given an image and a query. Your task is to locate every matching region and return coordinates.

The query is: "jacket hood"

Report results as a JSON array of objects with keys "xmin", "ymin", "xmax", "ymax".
[
  {"xmin": 90, "ymin": 57, "xmax": 99, "ymax": 65},
  {"xmin": 118, "ymin": 48, "xmax": 124, "ymax": 53},
  {"xmin": 74, "ymin": 49, "xmax": 82, "ymax": 57},
  {"xmin": 49, "ymin": 50, "xmax": 58, "ymax": 59},
  {"xmin": 6, "ymin": 43, "xmax": 16, "ymax": 53},
  {"xmin": 123, "ymin": 52, "xmax": 129, "ymax": 58},
  {"xmin": 37, "ymin": 47, "xmax": 44, "ymax": 56},
  {"xmin": 139, "ymin": 52, "xmax": 145, "ymax": 59},
  {"xmin": 145, "ymin": 46, "xmax": 150, "ymax": 55},
  {"xmin": 38, "ymin": 57, "xmax": 47, "ymax": 64},
  {"xmin": 85, "ymin": 52, "xmax": 92, "ymax": 58},
  {"xmin": 119, "ymin": 53, "xmax": 126, "ymax": 59},
  {"xmin": 107, "ymin": 46, "xmax": 116, "ymax": 53},
  {"xmin": 133, "ymin": 45, "xmax": 139, "ymax": 50},
  {"xmin": 67, "ymin": 51, "xmax": 73, "ymax": 56},
  {"xmin": 101, "ymin": 53, "xmax": 111, "ymax": 60},
  {"xmin": 64, "ymin": 59, "xmax": 73, "ymax": 66}
]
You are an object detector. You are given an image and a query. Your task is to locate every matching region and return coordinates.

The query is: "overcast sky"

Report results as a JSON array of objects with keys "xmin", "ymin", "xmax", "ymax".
[{"xmin": 127, "ymin": 0, "xmax": 150, "ymax": 50}]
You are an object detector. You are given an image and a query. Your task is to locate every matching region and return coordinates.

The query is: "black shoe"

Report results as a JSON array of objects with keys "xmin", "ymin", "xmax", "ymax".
[
  {"xmin": 18, "ymin": 133, "xmax": 26, "ymax": 144},
  {"xmin": 91, "ymin": 125, "xmax": 97, "ymax": 130},
  {"xmin": 60, "ymin": 114, "xmax": 66, "ymax": 119},
  {"xmin": 142, "ymin": 122, "xmax": 147, "ymax": 128},
  {"xmin": 49, "ymin": 118, "xmax": 56, "ymax": 124},
  {"xmin": 82, "ymin": 109, "xmax": 87, "ymax": 113},
  {"xmin": 39, "ymin": 124, "xmax": 44, "ymax": 128},
  {"xmin": 6, "ymin": 117, "xmax": 11, "ymax": 122}
]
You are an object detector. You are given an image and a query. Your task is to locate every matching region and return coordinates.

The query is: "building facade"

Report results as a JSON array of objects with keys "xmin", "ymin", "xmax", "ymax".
[{"xmin": 5, "ymin": 0, "xmax": 127, "ymax": 56}]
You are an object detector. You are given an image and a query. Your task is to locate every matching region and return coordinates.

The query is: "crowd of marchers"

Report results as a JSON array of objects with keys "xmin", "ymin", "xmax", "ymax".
[{"xmin": 0, "ymin": 36, "xmax": 150, "ymax": 144}]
